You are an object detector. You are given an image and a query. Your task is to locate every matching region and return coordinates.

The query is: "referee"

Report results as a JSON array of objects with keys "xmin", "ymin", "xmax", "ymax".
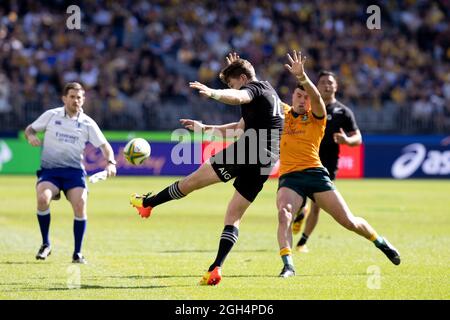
[{"xmin": 25, "ymin": 82, "xmax": 116, "ymax": 264}]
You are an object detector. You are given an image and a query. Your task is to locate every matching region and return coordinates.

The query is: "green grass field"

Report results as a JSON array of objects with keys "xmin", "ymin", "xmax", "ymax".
[{"xmin": 0, "ymin": 176, "xmax": 449, "ymax": 300}]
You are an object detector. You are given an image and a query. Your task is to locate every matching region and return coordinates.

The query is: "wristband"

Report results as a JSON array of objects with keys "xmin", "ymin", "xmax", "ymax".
[
  {"xmin": 297, "ymin": 75, "xmax": 308, "ymax": 85},
  {"xmin": 210, "ymin": 90, "xmax": 222, "ymax": 100}
]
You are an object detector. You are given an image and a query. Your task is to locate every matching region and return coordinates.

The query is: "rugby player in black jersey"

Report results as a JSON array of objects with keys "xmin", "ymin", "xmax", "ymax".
[{"xmin": 130, "ymin": 53, "xmax": 284, "ymax": 285}]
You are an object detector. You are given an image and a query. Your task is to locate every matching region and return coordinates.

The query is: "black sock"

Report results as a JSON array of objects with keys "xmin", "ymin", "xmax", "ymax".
[
  {"xmin": 294, "ymin": 210, "xmax": 305, "ymax": 222},
  {"xmin": 297, "ymin": 233, "xmax": 309, "ymax": 246},
  {"xmin": 208, "ymin": 225, "xmax": 239, "ymax": 272},
  {"xmin": 143, "ymin": 181, "xmax": 185, "ymax": 208}
]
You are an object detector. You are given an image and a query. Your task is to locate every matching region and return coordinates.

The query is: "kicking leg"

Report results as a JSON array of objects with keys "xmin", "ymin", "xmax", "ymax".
[
  {"xmin": 178, "ymin": 160, "xmax": 223, "ymax": 195},
  {"xmin": 131, "ymin": 161, "xmax": 222, "ymax": 218}
]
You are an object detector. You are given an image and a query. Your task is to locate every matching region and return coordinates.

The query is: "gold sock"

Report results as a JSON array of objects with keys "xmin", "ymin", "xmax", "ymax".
[
  {"xmin": 369, "ymin": 232, "xmax": 379, "ymax": 242},
  {"xmin": 280, "ymin": 247, "xmax": 292, "ymax": 256}
]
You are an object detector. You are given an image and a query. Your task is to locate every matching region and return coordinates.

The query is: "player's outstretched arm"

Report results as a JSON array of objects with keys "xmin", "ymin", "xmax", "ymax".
[
  {"xmin": 285, "ymin": 50, "xmax": 326, "ymax": 117},
  {"xmin": 180, "ymin": 118, "xmax": 244, "ymax": 138},
  {"xmin": 24, "ymin": 125, "xmax": 41, "ymax": 146},
  {"xmin": 189, "ymin": 81, "xmax": 252, "ymax": 106}
]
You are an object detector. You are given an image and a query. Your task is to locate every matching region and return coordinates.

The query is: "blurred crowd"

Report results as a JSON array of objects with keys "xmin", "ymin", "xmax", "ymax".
[{"xmin": 0, "ymin": 0, "xmax": 449, "ymax": 134}]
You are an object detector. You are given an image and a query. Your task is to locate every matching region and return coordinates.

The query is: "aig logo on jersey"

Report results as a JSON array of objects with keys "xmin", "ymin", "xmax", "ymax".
[{"xmin": 218, "ymin": 167, "xmax": 232, "ymax": 180}]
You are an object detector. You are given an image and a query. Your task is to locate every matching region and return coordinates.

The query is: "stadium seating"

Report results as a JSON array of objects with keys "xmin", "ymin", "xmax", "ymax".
[{"xmin": 0, "ymin": 1, "xmax": 448, "ymax": 133}]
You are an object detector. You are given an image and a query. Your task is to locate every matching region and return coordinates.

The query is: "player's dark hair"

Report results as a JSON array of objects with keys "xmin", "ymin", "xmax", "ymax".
[
  {"xmin": 318, "ymin": 70, "xmax": 337, "ymax": 83},
  {"xmin": 219, "ymin": 59, "xmax": 256, "ymax": 85},
  {"xmin": 296, "ymin": 84, "xmax": 305, "ymax": 91},
  {"xmin": 63, "ymin": 82, "xmax": 84, "ymax": 96}
]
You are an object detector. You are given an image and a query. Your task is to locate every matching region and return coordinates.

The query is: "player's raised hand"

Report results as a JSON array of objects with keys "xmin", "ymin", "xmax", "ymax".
[
  {"xmin": 189, "ymin": 81, "xmax": 215, "ymax": 98},
  {"xmin": 226, "ymin": 52, "xmax": 240, "ymax": 65},
  {"xmin": 27, "ymin": 134, "xmax": 42, "ymax": 147},
  {"xmin": 180, "ymin": 118, "xmax": 205, "ymax": 132},
  {"xmin": 333, "ymin": 128, "xmax": 349, "ymax": 144},
  {"xmin": 285, "ymin": 50, "xmax": 307, "ymax": 78}
]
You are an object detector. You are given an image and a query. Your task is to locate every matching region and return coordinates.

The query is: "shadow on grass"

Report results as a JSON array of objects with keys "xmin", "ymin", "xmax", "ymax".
[
  {"xmin": 106, "ymin": 272, "xmax": 368, "ymax": 283},
  {"xmin": 158, "ymin": 249, "xmax": 215, "ymax": 253},
  {"xmin": 299, "ymin": 272, "xmax": 368, "ymax": 277},
  {"xmin": 110, "ymin": 274, "xmax": 277, "ymax": 280},
  {"xmin": 0, "ymin": 261, "xmax": 45, "ymax": 265},
  {"xmin": 1, "ymin": 271, "xmax": 369, "ymax": 293},
  {"xmin": 1, "ymin": 284, "xmax": 186, "ymax": 292},
  {"xmin": 159, "ymin": 249, "xmax": 271, "ymax": 253},
  {"xmin": 48, "ymin": 284, "xmax": 171, "ymax": 290},
  {"xmin": 110, "ymin": 275, "xmax": 200, "ymax": 279}
]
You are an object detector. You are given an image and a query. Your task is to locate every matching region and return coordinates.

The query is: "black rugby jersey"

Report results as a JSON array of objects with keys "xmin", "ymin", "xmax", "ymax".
[
  {"xmin": 240, "ymin": 80, "xmax": 283, "ymax": 132},
  {"xmin": 319, "ymin": 100, "xmax": 359, "ymax": 167},
  {"xmin": 239, "ymin": 80, "xmax": 284, "ymax": 161}
]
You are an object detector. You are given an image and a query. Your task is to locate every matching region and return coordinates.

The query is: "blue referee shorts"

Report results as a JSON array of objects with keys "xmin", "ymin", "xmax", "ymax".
[{"xmin": 36, "ymin": 168, "xmax": 87, "ymax": 195}]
